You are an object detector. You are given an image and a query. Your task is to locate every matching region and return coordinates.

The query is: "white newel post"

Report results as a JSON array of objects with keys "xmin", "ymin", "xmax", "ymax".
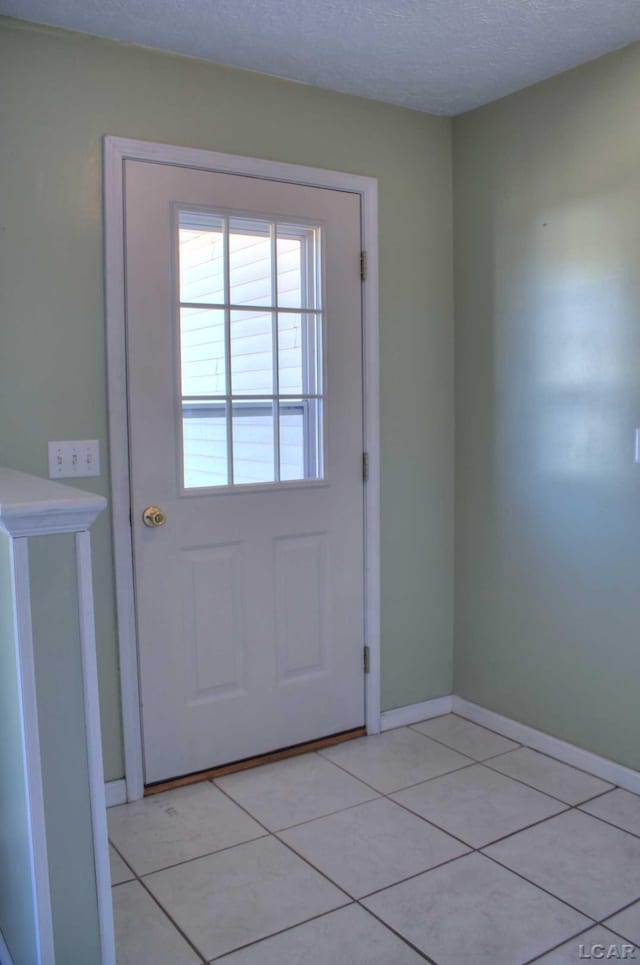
[{"xmin": 0, "ymin": 468, "xmax": 114, "ymax": 965}]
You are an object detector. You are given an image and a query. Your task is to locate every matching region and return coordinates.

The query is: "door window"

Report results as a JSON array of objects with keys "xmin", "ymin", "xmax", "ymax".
[{"xmin": 178, "ymin": 211, "xmax": 323, "ymax": 488}]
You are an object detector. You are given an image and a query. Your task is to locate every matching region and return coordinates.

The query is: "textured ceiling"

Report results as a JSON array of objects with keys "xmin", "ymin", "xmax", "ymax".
[{"xmin": 2, "ymin": 0, "xmax": 639, "ymax": 114}]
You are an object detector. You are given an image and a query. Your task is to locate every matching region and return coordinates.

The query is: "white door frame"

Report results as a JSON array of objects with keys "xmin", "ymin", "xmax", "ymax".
[{"xmin": 103, "ymin": 136, "xmax": 380, "ymax": 801}]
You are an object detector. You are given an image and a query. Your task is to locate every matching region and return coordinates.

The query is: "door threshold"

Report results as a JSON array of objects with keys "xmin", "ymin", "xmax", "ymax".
[{"xmin": 143, "ymin": 726, "xmax": 367, "ymax": 796}]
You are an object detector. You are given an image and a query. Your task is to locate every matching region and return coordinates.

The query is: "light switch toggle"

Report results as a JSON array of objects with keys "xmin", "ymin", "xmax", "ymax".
[{"xmin": 48, "ymin": 440, "xmax": 100, "ymax": 478}]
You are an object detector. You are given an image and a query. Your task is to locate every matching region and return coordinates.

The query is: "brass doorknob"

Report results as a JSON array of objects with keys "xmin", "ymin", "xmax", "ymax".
[{"xmin": 142, "ymin": 506, "xmax": 167, "ymax": 528}]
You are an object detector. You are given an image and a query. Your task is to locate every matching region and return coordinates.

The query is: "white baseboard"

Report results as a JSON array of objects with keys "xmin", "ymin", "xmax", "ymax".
[
  {"xmin": 0, "ymin": 928, "xmax": 14, "ymax": 965},
  {"xmin": 453, "ymin": 697, "xmax": 640, "ymax": 795},
  {"xmin": 111, "ymin": 698, "xmax": 640, "ymax": 801},
  {"xmin": 104, "ymin": 779, "xmax": 127, "ymax": 808},
  {"xmin": 380, "ymin": 695, "xmax": 453, "ymax": 731},
  {"xmin": 379, "ymin": 694, "xmax": 640, "ymax": 793}
]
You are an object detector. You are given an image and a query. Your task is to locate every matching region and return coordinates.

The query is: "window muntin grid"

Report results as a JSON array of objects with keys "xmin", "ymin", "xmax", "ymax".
[{"xmin": 178, "ymin": 210, "xmax": 323, "ymax": 489}]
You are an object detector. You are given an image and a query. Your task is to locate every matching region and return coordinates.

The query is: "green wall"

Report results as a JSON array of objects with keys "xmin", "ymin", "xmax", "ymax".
[
  {"xmin": 453, "ymin": 43, "xmax": 640, "ymax": 769},
  {"xmin": 0, "ymin": 533, "xmax": 38, "ymax": 965},
  {"xmin": 0, "ymin": 17, "xmax": 454, "ymax": 780}
]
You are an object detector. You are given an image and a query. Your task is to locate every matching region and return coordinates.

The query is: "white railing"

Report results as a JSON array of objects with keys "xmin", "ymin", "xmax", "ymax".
[{"xmin": 0, "ymin": 469, "xmax": 113, "ymax": 965}]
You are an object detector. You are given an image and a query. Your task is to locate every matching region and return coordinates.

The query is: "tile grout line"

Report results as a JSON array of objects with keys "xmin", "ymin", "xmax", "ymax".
[
  {"xmin": 406, "ymin": 716, "xmax": 621, "ymax": 797},
  {"xmin": 403, "ymin": 725, "xmax": 618, "ymax": 808},
  {"xmin": 595, "ymin": 923, "xmax": 640, "ymax": 949},
  {"xmin": 464, "ymin": 727, "xmax": 626, "ymax": 784},
  {"xmin": 205, "ymin": 780, "xmax": 436, "ymax": 965},
  {"xmin": 480, "ymin": 758, "xmax": 617, "ymax": 807},
  {"xmin": 270, "ymin": 792, "xmax": 382, "ymax": 833},
  {"xmin": 109, "ymin": 840, "xmax": 209, "ymax": 963},
  {"xmin": 480, "ymin": 817, "xmax": 640, "ymax": 942},
  {"xmin": 109, "ymin": 719, "xmax": 640, "ymax": 962},
  {"xmin": 333, "ymin": 755, "xmax": 637, "ymax": 965},
  {"xmin": 318, "ymin": 726, "xmax": 603, "ymax": 808},
  {"xmin": 442, "ymin": 712, "xmax": 526, "ymax": 746},
  {"xmin": 240, "ymin": 747, "xmax": 640, "ymax": 955},
  {"xmin": 479, "ymin": 848, "xmax": 601, "ymax": 923},
  {"xmin": 317, "ymin": 727, "xmax": 633, "ymax": 848},
  {"xmin": 108, "ymin": 839, "xmax": 136, "ymax": 882},
  {"xmin": 358, "ymin": 833, "xmax": 636, "ymax": 965},
  {"xmin": 575, "ymin": 788, "xmax": 619, "ymax": 806},
  {"xmin": 305, "ymin": 742, "xmax": 576, "ymax": 852},
  {"xmin": 572, "ymin": 805, "xmax": 640, "ymax": 842},
  {"xmin": 522, "ymin": 922, "xmax": 611, "ymax": 964},
  {"xmin": 211, "ymin": 778, "xmax": 439, "ymax": 962},
  {"xmin": 524, "ymin": 916, "xmax": 640, "ymax": 963},
  {"xmin": 121, "ymin": 832, "xmax": 270, "ymax": 879},
  {"xmin": 271, "ymin": 794, "xmax": 380, "ymax": 832},
  {"xmin": 598, "ymin": 894, "xmax": 640, "ymax": 921},
  {"xmin": 136, "ymin": 875, "xmax": 211, "ymax": 963},
  {"xmin": 355, "ymin": 850, "xmax": 472, "ymax": 902},
  {"xmin": 206, "ymin": 910, "xmax": 327, "ymax": 961},
  {"xmin": 207, "ymin": 903, "xmax": 356, "ymax": 962},
  {"xmin": 467, "ymin": 808, "xmax": 572, "ymax": 850},
  {"xmin": 214, "ymin": 778, "xmax": 463, "ymax": 962},
  {"xmin": 214, "ymin": 745, "xmax": 475, "ymax": 831},
  {"xmin": 216, "ymin": 745, "xmax": 478, "ymax": 852},
  {"xmin": 351, "ymin": 788, "xmax": 640, "ymax": 926},
  {"xmin": 405, "ymin": 710, "xmax": 512, "ymax": 746},
  {"xmin": 595, "ymin": 892, "xmax": 640, "ymax": 932},
  {"xmin": 316, "ymin": 741, "xmax": 478, "ymax": 795},
  {"xmin": 215, "ymin": 735, "xmax": 613, "ymax": 954},
  {"xmin": 378, "ymin": 792, "xmax": 487, "ymax": 850},
  {"xmin": 207, "ymin": 901, "xmax": 437, "ymax": 963},
  {"xmin": 212, "ymin": 779, "xmax": 356, "ymax": 901},
  {"xmin": 134, "ymin": 749, "xmax": 631, "ymax": 913},
  {"xmin": 405, "ymin": 722, "xmax": 522, "ymax": 761},
  {"xmin": 351, "ymin": 903, "xmax": 438, "ymax": 964}
]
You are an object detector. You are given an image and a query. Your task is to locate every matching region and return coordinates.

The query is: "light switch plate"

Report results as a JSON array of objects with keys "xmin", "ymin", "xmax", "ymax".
[{"xmin": 48, "ymin": 440, "xmax": 100, "ymax": 478}]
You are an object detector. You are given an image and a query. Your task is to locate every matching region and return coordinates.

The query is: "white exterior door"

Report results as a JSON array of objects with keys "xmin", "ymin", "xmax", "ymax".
[{"xmin": 124, "ymin": 160, "xmax": 365, "ymax": 784}]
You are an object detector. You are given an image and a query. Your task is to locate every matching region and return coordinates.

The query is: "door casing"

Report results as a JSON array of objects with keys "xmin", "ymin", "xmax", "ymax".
[{"xmin": 103, "ymin": 136, "xmax": 380, "ymax": 801}]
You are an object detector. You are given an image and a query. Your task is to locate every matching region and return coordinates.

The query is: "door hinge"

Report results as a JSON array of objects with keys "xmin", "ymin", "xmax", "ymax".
[
  {"xmin": 363, "ymin": 645, "xmax": 370, "ymax": 674},
  {"xmin": 360, "ymin": 250, "xmax": 367, "ymax": 281},
  {"xmin": 362, "ymin": 451, "xmax": 369, "ymax": 482}
]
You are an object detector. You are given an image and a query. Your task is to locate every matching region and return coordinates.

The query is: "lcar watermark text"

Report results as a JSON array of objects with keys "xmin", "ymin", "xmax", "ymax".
[{"xmin": 578, "ymin": 943, "xmax": 637, "ymax": 960}]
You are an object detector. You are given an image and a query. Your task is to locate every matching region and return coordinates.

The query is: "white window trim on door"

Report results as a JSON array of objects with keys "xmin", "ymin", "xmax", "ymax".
[{"xmin": 103, "ymin": 136, "xmax": 381, "ymax": 802}]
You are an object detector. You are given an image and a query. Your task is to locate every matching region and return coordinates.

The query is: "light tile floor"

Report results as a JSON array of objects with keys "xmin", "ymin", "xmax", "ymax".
[{"xmin": 108, "ymin": 714, "xmax": 640, "ymax": 964}]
